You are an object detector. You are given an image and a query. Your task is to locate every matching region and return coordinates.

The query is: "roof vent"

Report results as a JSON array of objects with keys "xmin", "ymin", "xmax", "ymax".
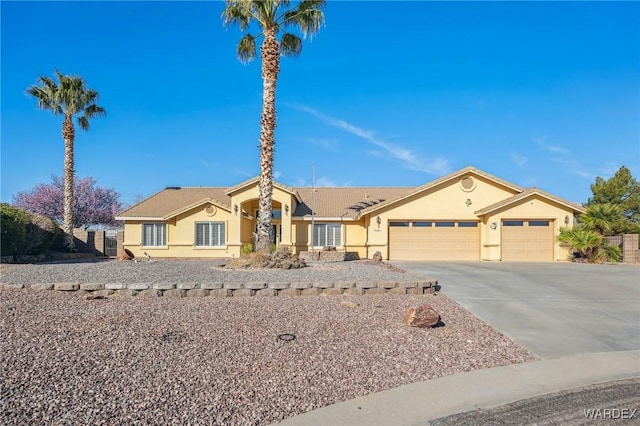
[{"xmin": 165, "ymin": 186, "xmax": 181, "ymax": 190}]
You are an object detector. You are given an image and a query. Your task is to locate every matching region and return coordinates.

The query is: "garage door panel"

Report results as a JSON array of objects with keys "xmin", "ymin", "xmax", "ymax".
[
  {"xmin": 502, "ymin": 220, "xmax": 553, "ymax": 261},
  {"xmin": 389, "ymin": 221, "xmax": 479, "ymax": 261}
]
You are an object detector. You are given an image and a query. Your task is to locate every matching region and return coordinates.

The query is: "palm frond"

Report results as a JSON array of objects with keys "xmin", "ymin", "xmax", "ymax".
[
  {"xmin": 83, "ymin": 104, "xmax": 106, "ymax": 120},
  {"xmin": 284, "ymin": 0, "xmax": 325, "ymax": 38},
  {"xmin": 27, "ymin": 70, "xmax": 105, "ymax": 129},
  {"xmin": 280, "ymin": 32, "xmax": 302, "ymax": 57},
  {"xmin": 237, "ymin": 33, "xmax": 257, "ymax": 63},
  {"xmin": 222, "ymin": 1, "xmax": 253, "ymax": 31},
  {"xmin": 76, "ymin": 116, "xmax": 90, "ymax": 131}
]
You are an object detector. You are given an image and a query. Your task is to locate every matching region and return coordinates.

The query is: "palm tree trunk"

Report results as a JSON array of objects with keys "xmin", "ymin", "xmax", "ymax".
[
  {"xmin": 62, "ymin": 115, "xmax": 76, "ymax": 251},
  {"xmin": 255, "ymin": 27, "xmax": 280, "ymax": 253}
]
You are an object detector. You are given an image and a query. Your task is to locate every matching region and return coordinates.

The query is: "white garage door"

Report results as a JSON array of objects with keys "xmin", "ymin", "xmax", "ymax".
[
  {"xmin": 389, "ymin": 221, "xmax": 480, "ymax": 261},
  {"xmin": 501, "ymin": 220, "xmax": 553, "ymax": 261}
]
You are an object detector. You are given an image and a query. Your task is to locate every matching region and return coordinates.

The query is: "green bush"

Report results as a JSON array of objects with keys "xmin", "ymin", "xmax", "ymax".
[
  {"xmin": 1, "ymin": 203, "xmax": 30, "ymax": 260},
  {"xmin": 601, "ymin": 242, "xmax": 622, "ymax": 263},
  {"xmin": 0, "ymin": 204, "xmax": 60, "ymax": 260},
  {"xmin": 24, "ymin": 213, "xmax": 59, "ymax": 255},
  {"xmin": 241, "ymin": 243, "xmax": 254, "ymax": 255}
]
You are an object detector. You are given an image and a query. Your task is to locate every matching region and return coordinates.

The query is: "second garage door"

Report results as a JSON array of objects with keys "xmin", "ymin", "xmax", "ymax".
[
  {"xmin": 389, "ymin": 221, "xmax": 480, "ymax": 261},
  {"xmin": 501, "ymin": 219, "xmax": 553, "ymax": 261}
]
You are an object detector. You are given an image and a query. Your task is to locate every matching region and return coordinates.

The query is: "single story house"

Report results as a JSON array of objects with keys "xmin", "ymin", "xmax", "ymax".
[{"xmin": 115, "ymin": 166, "xmax": 585, "ymax": 262}]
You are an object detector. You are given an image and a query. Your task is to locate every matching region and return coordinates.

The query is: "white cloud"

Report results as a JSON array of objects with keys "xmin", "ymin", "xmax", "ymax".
[
  {"xmin": 274, "ymin": 171, "xmax": 283, "ymax": 179},
  {"xmin": 291, "ymin": 104, "xmax": 450, "ymax": 175},
  {"xmin": 307, "ymin": 137, "xmax": 339, "ymax": 151},
  {"xmin": 511, "ymin": 153, "xmax": 528, "ymax": 168},
  {"xmin": 598, "ymin": 162, "xmax": 620, "ymax": 178},
  {"xmin": 316, "ymin": 176, "xmax": 337, "ymax": 187}
]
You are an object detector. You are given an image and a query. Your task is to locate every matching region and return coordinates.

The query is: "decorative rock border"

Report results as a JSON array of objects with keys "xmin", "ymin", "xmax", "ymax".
[{"xmin": 0, "ymin": 279, "xmax": 438, "ymax": 297}]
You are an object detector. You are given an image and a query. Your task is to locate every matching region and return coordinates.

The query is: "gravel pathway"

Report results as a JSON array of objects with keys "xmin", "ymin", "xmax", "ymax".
[{"xmin": 1, "ymin": 260, "xmax": 537, "ymax": 425}]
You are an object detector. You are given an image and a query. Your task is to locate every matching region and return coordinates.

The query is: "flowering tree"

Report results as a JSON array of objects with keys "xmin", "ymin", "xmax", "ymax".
[{"xmin": 13, "ymin": 176, "xmax": 122, "ymax": 229}]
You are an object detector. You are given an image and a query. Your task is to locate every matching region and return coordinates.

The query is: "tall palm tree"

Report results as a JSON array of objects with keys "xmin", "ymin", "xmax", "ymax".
[
  {"xmin": 26, "ymin": 70, "xmax": 106, "ymax": 251},
  {"xmin": 222, "ymin": 0, "xmax": 325, "ymax": 253}
]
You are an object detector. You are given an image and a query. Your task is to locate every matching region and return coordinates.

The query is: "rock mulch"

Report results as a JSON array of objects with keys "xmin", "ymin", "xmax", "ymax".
[{"xmin": 0, "ymin": 259, "xmax": 538, "ymax": 425}]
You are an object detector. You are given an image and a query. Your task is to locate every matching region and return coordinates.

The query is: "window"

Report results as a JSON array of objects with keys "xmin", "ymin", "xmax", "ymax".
[
  {"xmin": 143, "ymin": 223, "xmax": 166, "ymax": 247},
  {"xmin": 389, "ymin": 222, "xmax": 410, "ymax": 227},
  {"xmin": 503, "ymin": 220, "xmax": 524, "ymax": 227},
  {"xmin": 435, "ymin": 221, "xmax": 455, "ymax": 227},
  {"xmin": 412, "ymin": 221, "xmax": 432, "ymax": 227},
  {"xmin": 458, "ymin": 222, "xmax": 478, "ymax": 228},
  {"xmin": 313, "ymin": 223, "xmax": 341, "ymax": 247},
  {"xmin": 529, "ymin": 220, "xmax": 549, "ymax": 227},
  {"xmin": 195, "ymin": 222, "xmax": 225, "ymax": 247}
]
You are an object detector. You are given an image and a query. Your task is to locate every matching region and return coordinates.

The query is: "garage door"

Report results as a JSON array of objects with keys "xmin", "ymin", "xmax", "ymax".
[
  {"xmin": 389, "ymin": 221, "xmax": 480, "ymax": 261},
  {"xmin": 501, "ymin": 220, "xmax": 553, "ymax": 261}
]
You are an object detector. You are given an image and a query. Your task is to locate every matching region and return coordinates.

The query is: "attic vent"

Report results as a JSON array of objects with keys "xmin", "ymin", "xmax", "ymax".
[
  {"xmin": 460, "ymin": 176, "xmax": 476, "ymax": 192},
  {"xmin": 166, "ymin": 186, "xmax": 181, "ymax": 190}
]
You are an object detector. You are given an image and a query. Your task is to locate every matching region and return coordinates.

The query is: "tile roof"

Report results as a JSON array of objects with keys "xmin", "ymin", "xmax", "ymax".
[
  {"xmin": 116, "ymin": 187, "xmax": 231, "ymax": 219},
  {"xmin": 293, "ymin": 187, "xmax": 412, "ymax": 219},
  {"xmin": 115, "ymin": 167, "xmax": 583, "ymax": 221}
]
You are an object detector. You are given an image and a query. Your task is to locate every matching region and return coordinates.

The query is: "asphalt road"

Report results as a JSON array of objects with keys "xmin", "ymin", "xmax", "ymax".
[
  {"xmin": 393, "ymin": 261, "xmax": 640, "ymax": 359},
  {"xmin": 429, "ymin": 377, "xmax": 640, "ymax": 425}
]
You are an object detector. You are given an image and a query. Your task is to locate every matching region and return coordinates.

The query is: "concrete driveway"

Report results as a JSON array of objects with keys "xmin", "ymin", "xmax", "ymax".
[{"xmin": 393, "ymin": 261, "xmax": 640, "ymax": 359}]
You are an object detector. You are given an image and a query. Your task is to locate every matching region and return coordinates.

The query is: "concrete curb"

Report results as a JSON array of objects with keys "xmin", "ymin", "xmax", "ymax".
[{"xmin": 274, "ymin": 350, "xmax": 640, "ymax": 426}]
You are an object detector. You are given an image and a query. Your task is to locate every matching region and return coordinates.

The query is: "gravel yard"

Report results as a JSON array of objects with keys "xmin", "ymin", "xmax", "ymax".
[{"xmin": 1, "ymin": 260, "xmax": 537, "ymax": 425}]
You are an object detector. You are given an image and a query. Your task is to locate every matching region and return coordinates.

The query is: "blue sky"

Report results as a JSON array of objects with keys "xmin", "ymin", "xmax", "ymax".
[{"xmin": 2, "ymin": 1, "xmax": 639, "ymax": 208}]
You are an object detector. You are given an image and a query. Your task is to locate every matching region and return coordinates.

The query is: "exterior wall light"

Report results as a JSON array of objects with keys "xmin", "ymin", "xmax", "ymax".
[
  {"xmin": 465, "ymin": 198, "xmax": 472, "ymax": 207},
  {"xmin": 376, "ymin": 216, "xmax": 382, "ymax": 228},
  {"xmin": 234, "ymin": 204, "xmax": 239, "ymax": 215},
  {"xmin": 565, "ymin": 215, "xmax": 570, "ymax": 225},
  {"xmin": 285, "ymin": 204, "xmax": 289, "ymax": 215}
]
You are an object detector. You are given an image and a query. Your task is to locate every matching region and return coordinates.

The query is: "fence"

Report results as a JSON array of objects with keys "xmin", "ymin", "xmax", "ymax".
[
  {"xmin": 604, "ymin": 234, "xmax": 640, "ymax": 264},
  {"xmin": 62, "ymin": 229, "xmax": 124, "ymax": 257}
]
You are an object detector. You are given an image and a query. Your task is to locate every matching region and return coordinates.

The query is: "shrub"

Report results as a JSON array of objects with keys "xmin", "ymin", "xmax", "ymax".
[
  {"xmin": 1, "ymin": 203, "xmax": 30, "ymax": 260},
  {"xmin": 241, "ymin": 243, "xmax": 254, "ymax": 255},
  {"xmin": 24, "ymin": 213, "xmax": 59, "ymax": 255},
  {"xmin": 225, "ymin": 247, "xmax": 306, "ymax": 269},
  {"xmin": 0, "ymin": 204, "xmax": 60, "ymax": 261},
  {"xmin": 600, "ymin": 242, "xmax": 622, "ymax": 263}
]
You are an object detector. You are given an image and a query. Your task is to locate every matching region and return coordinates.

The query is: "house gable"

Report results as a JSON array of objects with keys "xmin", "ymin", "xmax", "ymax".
[{"xmin": 358, "ymin": 166, "xmax": 524, "ymax": 218}]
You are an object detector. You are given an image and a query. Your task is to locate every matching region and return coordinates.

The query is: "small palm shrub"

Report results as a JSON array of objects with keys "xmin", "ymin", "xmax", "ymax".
[{"xmin": 558, "ymin": 226, "xmax": 623, "ymax": 263}]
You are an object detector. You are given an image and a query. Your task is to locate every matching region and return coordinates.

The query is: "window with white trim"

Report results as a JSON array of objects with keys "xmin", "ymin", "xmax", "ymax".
[
  {"xmin": 142, "ymin": 223, "xmax": 166, "ymax": 247},
  {"xmin": 195, "ymin": 222, "xmax": 225, "ymax": 247},
  {"xmin": 313, "ymin": 223, "xmax": 342, "ymax": 247}
]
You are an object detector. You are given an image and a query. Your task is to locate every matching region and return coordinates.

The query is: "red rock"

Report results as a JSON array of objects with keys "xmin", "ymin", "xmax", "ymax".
[{"xmin": 404, "ymin": 304, "xmax": 440, "ymax": 328}]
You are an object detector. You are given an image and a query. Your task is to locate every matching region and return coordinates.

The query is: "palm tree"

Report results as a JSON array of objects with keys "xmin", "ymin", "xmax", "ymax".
[
  {"xmin": 222, "ymin": 0, "xmax": 325, "ymax": 253},
  {"xmin": 26, "ymin": 70, "xmax": 106, "ymax": 251},
  {"xmin": 578, "ymin": 203, "xmax": 623, "ymax": 236}
]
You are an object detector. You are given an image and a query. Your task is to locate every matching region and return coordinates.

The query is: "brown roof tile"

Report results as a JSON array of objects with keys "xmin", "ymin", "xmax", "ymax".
[
  {"xmin": 292, "ymin": 187, "xmax": 412, "ymax": 219},
  {"xmin": 116, "ymin": 187, "xmax": 231, "ymax": 219}
]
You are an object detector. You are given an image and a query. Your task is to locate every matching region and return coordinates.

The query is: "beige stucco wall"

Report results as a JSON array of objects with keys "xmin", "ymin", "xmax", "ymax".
[
  {"xmin": 290, "ymin": 220, "xmax": 367, "ymax": 258},
  {"xmin": 122, "ymin": 203, "xmax": 233, "ymax": 259},
  {"xmin": 226, "ymin": 184, "xmax": 295, "ymax": 257},
  {"xmin": 478, "ymin": 194, "xmax": 576, "ymax": 261},
  {"xmin": 364, "ymin": 174, "xmax": 518, "ymax": 259}
]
